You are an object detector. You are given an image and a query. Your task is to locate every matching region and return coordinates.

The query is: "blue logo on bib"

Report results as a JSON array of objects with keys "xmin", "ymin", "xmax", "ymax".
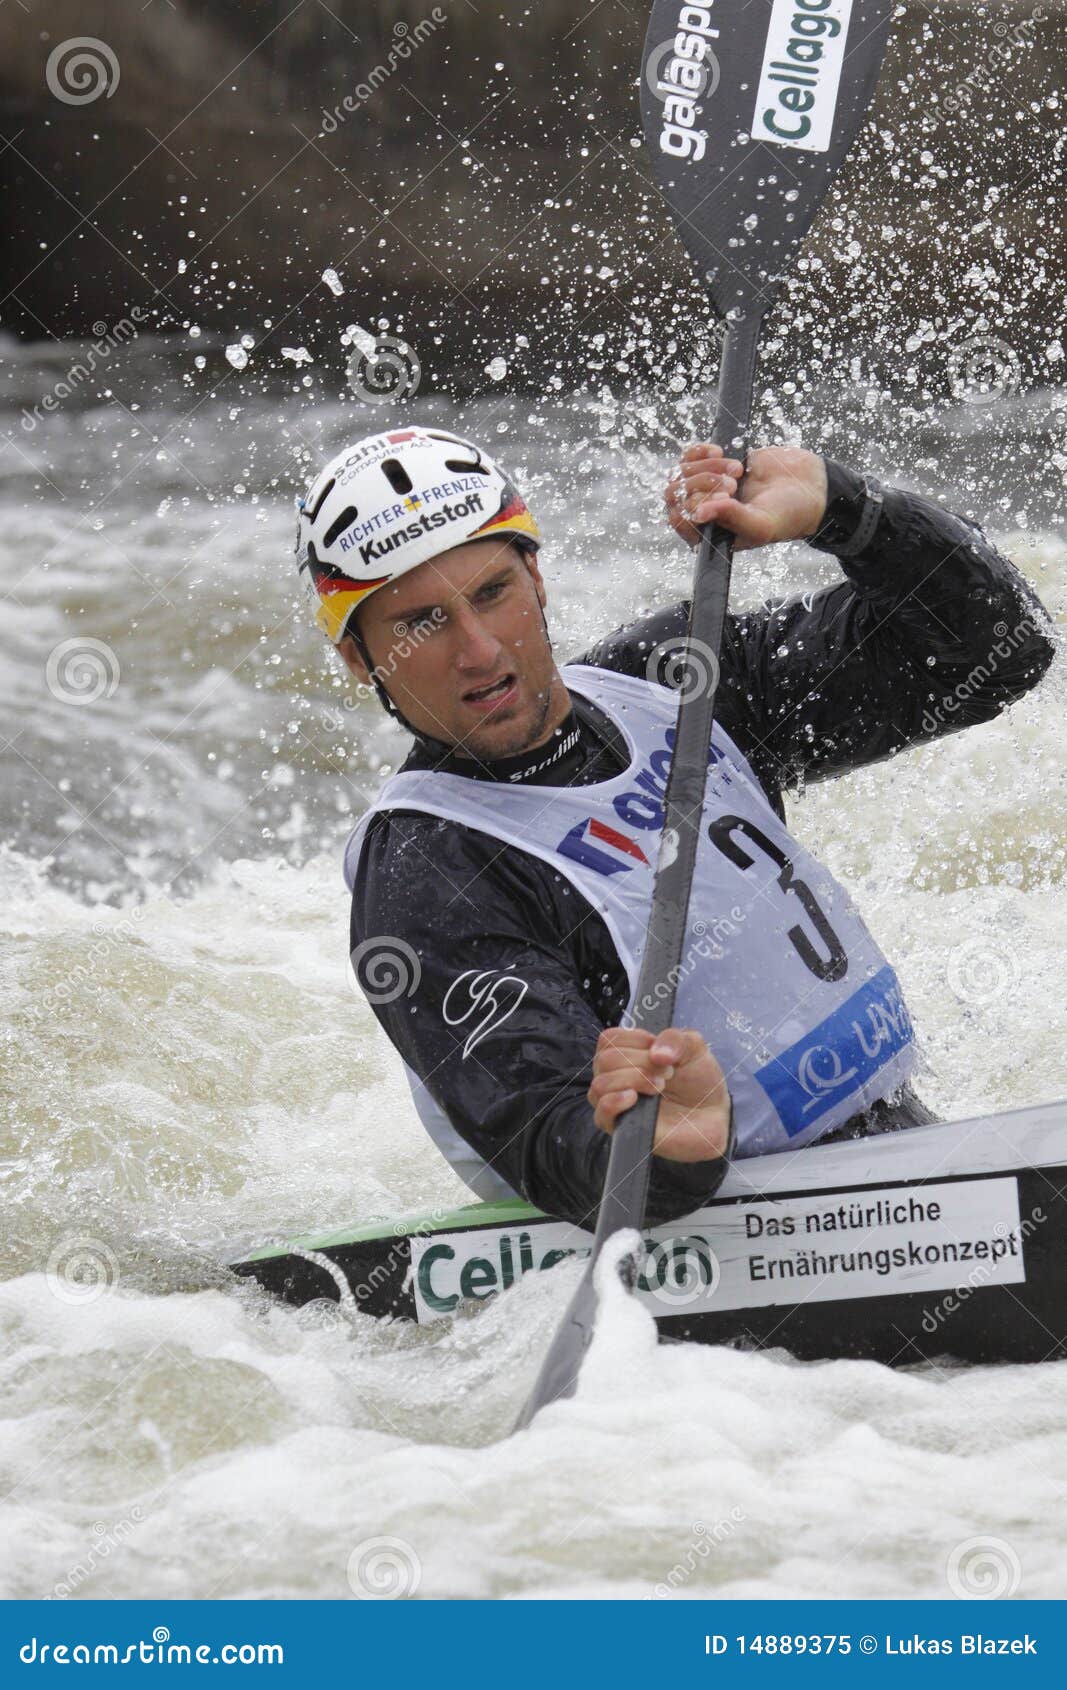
[{"xmin": 755, "ymin": 965, "xmax": 915, "ymax": 1137}]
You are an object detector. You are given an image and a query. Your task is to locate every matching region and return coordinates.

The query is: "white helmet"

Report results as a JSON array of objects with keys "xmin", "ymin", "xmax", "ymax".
[{"xmin": 296, "ymin": 425, "xmax": 541, "ymax": 645}]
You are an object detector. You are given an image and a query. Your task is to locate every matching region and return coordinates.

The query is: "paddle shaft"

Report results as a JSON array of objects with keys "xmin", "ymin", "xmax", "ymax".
[
  {"xmin": 590, "ymin": 311, "xmax": 763, "ymax": 1249},
  {"xmin": 514, "ymin": 313, "xmax": 763, "ymax": 1428},
  {"xmin": 515, "ymin": 0, "xmax": 898, "ymax": 1431}
]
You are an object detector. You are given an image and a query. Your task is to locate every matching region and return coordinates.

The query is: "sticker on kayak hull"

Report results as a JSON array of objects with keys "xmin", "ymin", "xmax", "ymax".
[
  {"xmin": 751, "ymin": 0, "xmax": 855, "ymax": 154},
  {"xmin": 410, "ymin": 1176, "xmax": 1024, "ymax": 1323},
  {"xmin": 701, "ymin": 1175, "xmax": 1024, "ymax": 1312}
]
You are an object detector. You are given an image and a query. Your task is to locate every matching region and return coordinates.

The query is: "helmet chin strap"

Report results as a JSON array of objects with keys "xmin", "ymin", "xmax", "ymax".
[
  {"xmin": 347, "ymin": 618, "xmax": 412, "ymax": 729},
  {"xmin": 348, "ymin": 551, "xmax": 554, "ymax": 751}
]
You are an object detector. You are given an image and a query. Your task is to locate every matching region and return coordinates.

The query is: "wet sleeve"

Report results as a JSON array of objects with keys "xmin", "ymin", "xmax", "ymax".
[
  {"xmin": 350, "ymin": 811, "xmax": 731, "ymax": 1229},
  {"xmin": 578, "ymin": 458, "xmax": 1056, "ymax": 792},
  {"xmin": 737, "ymin": 458, "xmax": 1058, "ymax": 788}
]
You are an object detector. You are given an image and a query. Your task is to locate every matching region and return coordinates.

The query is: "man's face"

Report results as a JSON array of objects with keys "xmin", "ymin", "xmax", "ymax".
[{"xmin": 337, "ymin": 539, "xmax": 569, "ymax": 760}]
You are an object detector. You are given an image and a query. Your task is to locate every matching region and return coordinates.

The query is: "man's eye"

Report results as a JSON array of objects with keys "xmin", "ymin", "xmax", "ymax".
[{"xmin": 479, "ymin": 583, "xmax": 506, "ymax": 603}]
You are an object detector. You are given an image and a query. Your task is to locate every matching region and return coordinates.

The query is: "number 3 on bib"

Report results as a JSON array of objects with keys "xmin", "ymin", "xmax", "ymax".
[{"xmin": 708, "ymin": 816, "xmax": 849, "ymax": 984}]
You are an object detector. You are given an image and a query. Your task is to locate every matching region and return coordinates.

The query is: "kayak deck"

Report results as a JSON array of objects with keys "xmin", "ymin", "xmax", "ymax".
[{"xmin": 230, "ymin": 1101, "xmax": 1067, "ymax": 1366}]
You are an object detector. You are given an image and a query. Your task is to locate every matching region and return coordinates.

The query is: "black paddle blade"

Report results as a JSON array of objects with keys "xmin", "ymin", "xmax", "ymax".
[{"xmin": 640, "ymin": 0, "xmax": 895, "ymax": 317}]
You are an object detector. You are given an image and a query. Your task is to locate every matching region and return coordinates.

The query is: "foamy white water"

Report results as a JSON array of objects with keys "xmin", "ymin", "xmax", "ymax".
[{"xmin": 1, "ymin": 336, "xmax": 1065, "ymax": 1598}]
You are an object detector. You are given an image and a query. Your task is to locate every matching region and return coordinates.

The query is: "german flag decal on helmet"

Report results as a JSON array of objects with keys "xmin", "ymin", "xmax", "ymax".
[
  {"xmin": 471, "ymin": 486, "xmax": 541, "ymax": 548},
  {"xmin": 299, "ymin": 546, "xmax": 392, "ymax": 643}
]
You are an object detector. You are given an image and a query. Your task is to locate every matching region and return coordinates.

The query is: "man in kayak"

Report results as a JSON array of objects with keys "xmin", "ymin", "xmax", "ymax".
[{"xmin": 296, "ymin": 426, "xmax": 1054, "ymax": 1228}]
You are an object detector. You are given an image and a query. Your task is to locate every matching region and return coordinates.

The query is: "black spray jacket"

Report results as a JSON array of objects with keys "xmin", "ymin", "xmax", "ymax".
[{"xmin": 349, "ymin": 461, "xmax": 1055, "ymax": 1228}]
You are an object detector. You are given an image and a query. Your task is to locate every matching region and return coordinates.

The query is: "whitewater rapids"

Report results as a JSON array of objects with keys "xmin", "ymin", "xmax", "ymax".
[{"xmin": 1, "ymin": 337, "xmax": 1065, "ymax": 1598}]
